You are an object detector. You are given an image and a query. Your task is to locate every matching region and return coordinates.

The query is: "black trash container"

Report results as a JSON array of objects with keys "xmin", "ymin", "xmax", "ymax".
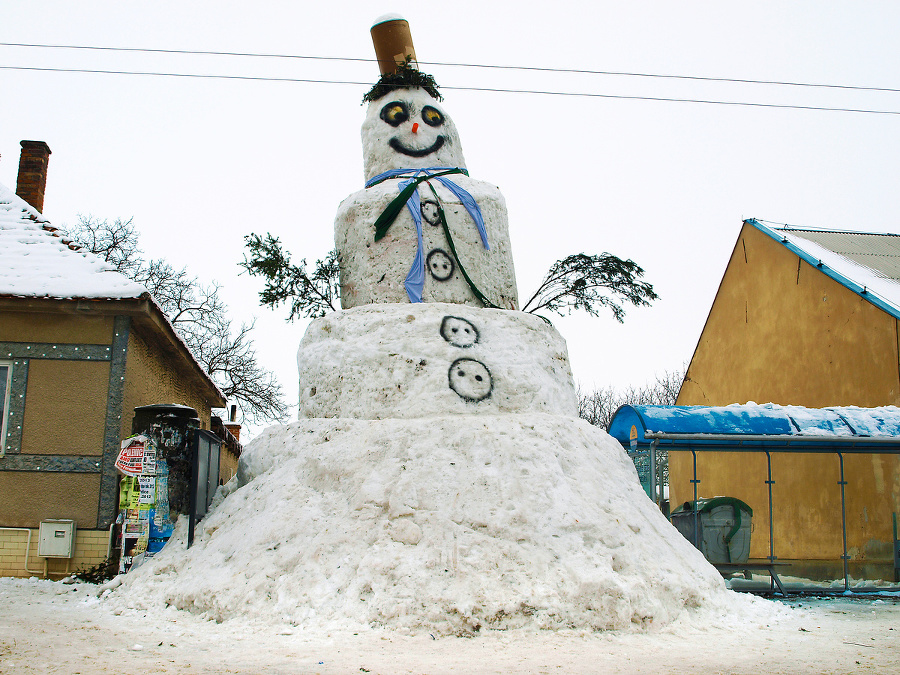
[{"xmin": 132, "ymin": 404, "xmax": 200, "ymax": 516}]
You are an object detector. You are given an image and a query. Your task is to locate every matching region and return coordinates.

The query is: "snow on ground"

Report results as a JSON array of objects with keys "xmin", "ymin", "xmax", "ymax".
[
  {"xmin": 3, "ymin": 413, "xmax": 898, "ymax": 673},
  {"xmin": 5, "ymin": 362, "xmax": 893, "ymax": 672},
  {"xmin": 1, "ymin": 577, "xmax": 898, "ymax": 674},
  {"xmin": 100, "ymin": 414, "xmax": 767, "ymax": 635}
]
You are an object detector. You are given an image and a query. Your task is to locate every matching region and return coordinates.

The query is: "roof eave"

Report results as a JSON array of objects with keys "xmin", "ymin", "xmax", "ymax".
[
  {"xmin": 0, "ymin": 294, "xmax": 226, "ymax": 407},
  {"xmin": 745, "ymin": 218, "xmax": 900, "ymax": 322}
]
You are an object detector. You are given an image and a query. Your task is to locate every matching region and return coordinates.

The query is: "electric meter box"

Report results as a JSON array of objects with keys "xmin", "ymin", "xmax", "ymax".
[{"xmin": 38, "ymin": 519, "xmax": 77, "ymax": 558}]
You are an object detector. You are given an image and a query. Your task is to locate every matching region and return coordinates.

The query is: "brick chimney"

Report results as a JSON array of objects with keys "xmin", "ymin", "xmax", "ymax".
[
  {"xmin": 16, "ymin": 140, "xmax": 52, "ymax": 213},
  {"xmin": 224, "ymin": 404, "xmax": 241, "ymax": 442}
]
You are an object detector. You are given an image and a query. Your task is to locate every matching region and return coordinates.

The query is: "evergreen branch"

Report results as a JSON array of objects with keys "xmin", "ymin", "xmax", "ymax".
[
  {"xmin": 241, "ymin": 233, "xmax": 339, "ymax": 320},
  {"xmin": 521, "ymin": 253, "xmax": 658, "ymax": 323}
]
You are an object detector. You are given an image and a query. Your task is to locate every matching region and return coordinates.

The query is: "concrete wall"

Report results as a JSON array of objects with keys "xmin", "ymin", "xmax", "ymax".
[{"xmin": 674, "ymin": 222, "xmax": 900, "ymax": 569}]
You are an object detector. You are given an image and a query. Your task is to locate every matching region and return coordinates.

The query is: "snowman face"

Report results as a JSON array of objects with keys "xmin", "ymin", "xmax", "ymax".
[
  {"xmin": 362, "ymin": 88, "xmax": 466, "ymax": 180},
  {"xmin": 448, "ymin": 357, "xmax": 492, "ymax": 402},
  {"xmin": 440, "ymin": 315, "xmax": 479, "ymax": 347}
]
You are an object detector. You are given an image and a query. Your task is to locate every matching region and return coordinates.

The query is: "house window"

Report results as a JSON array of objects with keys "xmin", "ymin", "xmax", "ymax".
[{"xmin": 0, "ymin": 361, "xmax": 11, "ymax": 456}]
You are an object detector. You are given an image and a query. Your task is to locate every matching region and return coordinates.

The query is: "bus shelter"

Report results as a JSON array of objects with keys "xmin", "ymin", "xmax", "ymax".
[{"xmin": 608, "ymin": 404, "xmax": 900, "ymax": 593}]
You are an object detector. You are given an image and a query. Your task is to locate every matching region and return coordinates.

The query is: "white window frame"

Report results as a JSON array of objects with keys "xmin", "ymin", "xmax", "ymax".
[{"xmin": 0, "ymin": 360, "xmax": 11, "ymax": 456}]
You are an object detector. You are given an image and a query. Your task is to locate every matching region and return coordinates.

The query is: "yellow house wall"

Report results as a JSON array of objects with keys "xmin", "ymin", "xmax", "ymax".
[
  {"xmin": 0, "ymin": 527, "xmax": 110, "ymax": 578},
  {"xmin": 674, "ymin": 223, "xmax": 900, "ymax": 563},
  {"xmin": 219, "ymin": 449, "xmax": 239, "ymax": 484},
  {"xmin": 0, "ymin": 471, "xmax": 102, "ymax": 529},
  {"xmin": 120, "ymin": 326, "xmax": 214, "ymax": 437},
  {"xmin": 2, "ymin": 305, "xmax": 223, "ymax": 577},
  {"xmin": 0, "ymin": 310, "xmax": 114, "ymax": 344},
  {"xmin": 1, "ymin": 310, "xmax": 115, "ymax": 531},
  {"xmin": 2, "ymin": 311, "xmax": 114, "ymax": 458},
  {"xmin": 22, "ymin": 360, "xmax": 109, "ymax": 456}
]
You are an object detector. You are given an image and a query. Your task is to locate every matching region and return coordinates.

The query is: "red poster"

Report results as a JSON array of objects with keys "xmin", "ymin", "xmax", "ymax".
[{"xmin": 115, "ymin": 436, "xmax": 148, "ymax": 476}]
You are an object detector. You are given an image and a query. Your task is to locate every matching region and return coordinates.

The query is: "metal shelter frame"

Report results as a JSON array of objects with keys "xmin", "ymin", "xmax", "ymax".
[
  {"xmin": 647, "ymin": 432, "xmax": 900, "ymax": 593},
  {"xmin": 609, "ymin": 404, "xmax": 900, "ymax": 594}
]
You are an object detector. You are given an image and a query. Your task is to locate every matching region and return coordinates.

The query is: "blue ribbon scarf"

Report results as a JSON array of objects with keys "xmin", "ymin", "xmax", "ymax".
[{"xmin": 365, "ymin": 167, "xmax": 489, "ymax": 303}]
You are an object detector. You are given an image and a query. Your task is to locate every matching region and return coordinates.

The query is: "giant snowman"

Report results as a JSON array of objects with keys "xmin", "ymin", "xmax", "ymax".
[{"xmin": 113, "ymin": 17, "xmax": 743, "ymax": 634}]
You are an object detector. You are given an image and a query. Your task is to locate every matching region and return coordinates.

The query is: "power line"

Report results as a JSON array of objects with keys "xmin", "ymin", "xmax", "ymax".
[
  {"xmin": 1, "ymin": 65, "xmax": 898, "ymax": 116},
  {"xmin": 0, "ymin": 65, "xmax": 371, "ymax": 87},
  {"xmin": 443, "ymin": 84, "xmax": 900, "ymax": 115},
  {"xmin": 0, "ymin": 42, "xmax": 373, "ymax": 65},
  {"xmin": 2, "ymin": 41, "xmax": 898, "ymax": 94},
  {"xmin": 434, "ymin": 60, "xmax": 900, "ymax": 95}
]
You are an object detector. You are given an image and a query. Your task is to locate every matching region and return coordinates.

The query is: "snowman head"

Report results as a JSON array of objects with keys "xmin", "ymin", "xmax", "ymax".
[{"xmin": 362, "ymin": 87, "xmax": 466, "ymax": 182}]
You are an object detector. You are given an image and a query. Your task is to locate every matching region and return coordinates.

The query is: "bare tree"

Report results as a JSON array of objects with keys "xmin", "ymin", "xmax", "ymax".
[
  {"xmin": 578, "ymin": 368, "xmax": 685, "ymax": 430},
  {"xmin": 579, "ymin": 367, "xmax": 686, "ymax": 486},
  {"xmin": 70, "ymin": 215, "xmax": 142, "ymax": 276},
  {"xmin": 67, "ymin": 215, "xmax": 288, "ymax": 426}
]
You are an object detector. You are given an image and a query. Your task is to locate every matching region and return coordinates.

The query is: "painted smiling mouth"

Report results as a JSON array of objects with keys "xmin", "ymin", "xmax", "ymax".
[{"xmin": 389, "ymin": 136, "xmax": 446, "ymax": 157}]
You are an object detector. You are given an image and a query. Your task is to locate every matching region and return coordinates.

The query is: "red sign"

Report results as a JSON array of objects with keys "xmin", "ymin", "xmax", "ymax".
[{"xmin": 116, "ymin": 437, "xmax": 147, "ymax": 476}]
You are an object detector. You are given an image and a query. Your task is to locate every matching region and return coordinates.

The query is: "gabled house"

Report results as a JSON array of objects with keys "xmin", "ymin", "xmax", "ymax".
[
  {"xmin": 1, "ymin": 141, "xmax": 226, "ymax": 577},
  {"xmin": 675, "ymin": 218, "xmax": 900, "ymax": 579}
]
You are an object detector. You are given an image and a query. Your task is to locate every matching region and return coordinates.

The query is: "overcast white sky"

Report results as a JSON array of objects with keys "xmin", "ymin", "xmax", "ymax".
[{"xmin": 2, "ymin": 2, "xmax": 898, "ymax": 436}]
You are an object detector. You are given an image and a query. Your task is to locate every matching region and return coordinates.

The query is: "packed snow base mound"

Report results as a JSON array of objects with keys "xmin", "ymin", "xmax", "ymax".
[{"xmin": 111, "ymin": 414, "xmax": 735, "ymax": 635}]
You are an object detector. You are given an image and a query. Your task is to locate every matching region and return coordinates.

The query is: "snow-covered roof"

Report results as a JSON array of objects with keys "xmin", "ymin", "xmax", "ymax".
[
  {"xmin": 748, "ymin": 218, "xmax": 900, "ymax": 320},
  {"xmin": 609, "ymin": 403, "xmax": 900, "ymax": 448},
  {"xmin": 0, "ymin": 180, "xmax": 225, "ymax": 403},
  {"xmin": 0, "ymin": 181, "xmax": 147, "ymax": 300}
]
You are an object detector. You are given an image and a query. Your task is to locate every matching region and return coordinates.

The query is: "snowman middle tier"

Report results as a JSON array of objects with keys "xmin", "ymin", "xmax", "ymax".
[
  {"xmin": 335, "ymin": 174, "xmax": 518, "ymax": 310},
  {"xmin": 297, "ymin": 303, "xmax": 578, "ymax": 420}
]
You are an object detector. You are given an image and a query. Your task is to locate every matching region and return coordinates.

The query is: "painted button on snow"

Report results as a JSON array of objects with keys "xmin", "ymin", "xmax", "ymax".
[
  {"xmin": 448, "ymin": 357, "xmax": 492, "ymax": 402},
  {"xmin": 421, "ymin": 199, "xmax": 441, "ymax": 226},
  {"xmin": 426, "ymin": 249, "xmax": 455, "ymax": 281},
  {"xmin": 440, "ymin": 316, "xmax": 479, "ymax": 347}
]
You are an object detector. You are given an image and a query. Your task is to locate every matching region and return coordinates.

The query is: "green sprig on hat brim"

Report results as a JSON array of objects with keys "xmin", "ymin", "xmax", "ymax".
[{"xmin": 363, "ymin": 58, "xmax": 442, "ymax": 104}]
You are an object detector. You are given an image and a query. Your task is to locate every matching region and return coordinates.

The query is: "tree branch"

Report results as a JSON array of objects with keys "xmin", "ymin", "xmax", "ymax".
[{"xmin": 522, "ymin": 253, "xmax": 658, "ymax": 323}]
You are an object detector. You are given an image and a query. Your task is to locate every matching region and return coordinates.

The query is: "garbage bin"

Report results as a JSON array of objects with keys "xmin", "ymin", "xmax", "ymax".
[
  {"xmin": 671, "ymin": 497, "xmax": 753, "ymax": 563},
  {"xmin": 115, "ymin": 404, "xmax": 200, "ymax": 572},
  {"xmin": 132, "ymin": 404, "xmax": 200, "ymax": 516}
]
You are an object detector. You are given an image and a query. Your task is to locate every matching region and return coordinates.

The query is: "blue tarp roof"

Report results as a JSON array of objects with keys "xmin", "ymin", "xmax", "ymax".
[{"xmin": 608, "ymin": 404, "xmax": 900, "ymax": 448}]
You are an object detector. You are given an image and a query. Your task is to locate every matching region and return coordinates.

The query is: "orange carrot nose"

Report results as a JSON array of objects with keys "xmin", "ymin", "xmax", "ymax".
[{"xmin": 412, "ymin": 123, "xmax": 419, "ymax": 134}]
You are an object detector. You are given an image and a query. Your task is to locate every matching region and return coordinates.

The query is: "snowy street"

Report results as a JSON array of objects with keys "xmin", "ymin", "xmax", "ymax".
[{"xmin": 1, "ymin": 578, "xmax": 897, "ymax": 674}]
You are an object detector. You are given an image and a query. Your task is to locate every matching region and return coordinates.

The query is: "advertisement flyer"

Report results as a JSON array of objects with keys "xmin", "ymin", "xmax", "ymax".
[
  {"xmin": 120, "ymin": 519, "xmax": 150, "ymax": 573},
  {"xmin": 138, "ymin": 476, "xmax": 155, "ymax": 504},
  {"xmin": 115, "ymin": 435, "xmax": 148, "ymax": 476},
  {"xmin": 142, "ymin": 441, "xmax": 157, "ymax": 475},
  {"xmin": 116, "ymin": 435, "xmax": 176, "ymax": 571},
  {"xmin": 119, "ymin": 476, "xmax": 141, "ymax": 510}
]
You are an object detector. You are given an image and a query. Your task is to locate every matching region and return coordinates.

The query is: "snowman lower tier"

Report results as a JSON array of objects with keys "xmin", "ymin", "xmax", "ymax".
[
  {"xmin": 297, "ymin": 303, "xmax": 577, "ymax": 420},
  {"xmin": 335, "ymin": 175, "xmax": 518, "ymax": 310}
]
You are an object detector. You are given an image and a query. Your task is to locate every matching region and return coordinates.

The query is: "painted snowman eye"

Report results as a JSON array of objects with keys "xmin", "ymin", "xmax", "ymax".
[
  {"xmin": 380, "ymin": 102, "xmax": 409, "ymax": 127},
  {"xmin": 421, "ymin": 106, "xmax": 444, "ymax": 127}
]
